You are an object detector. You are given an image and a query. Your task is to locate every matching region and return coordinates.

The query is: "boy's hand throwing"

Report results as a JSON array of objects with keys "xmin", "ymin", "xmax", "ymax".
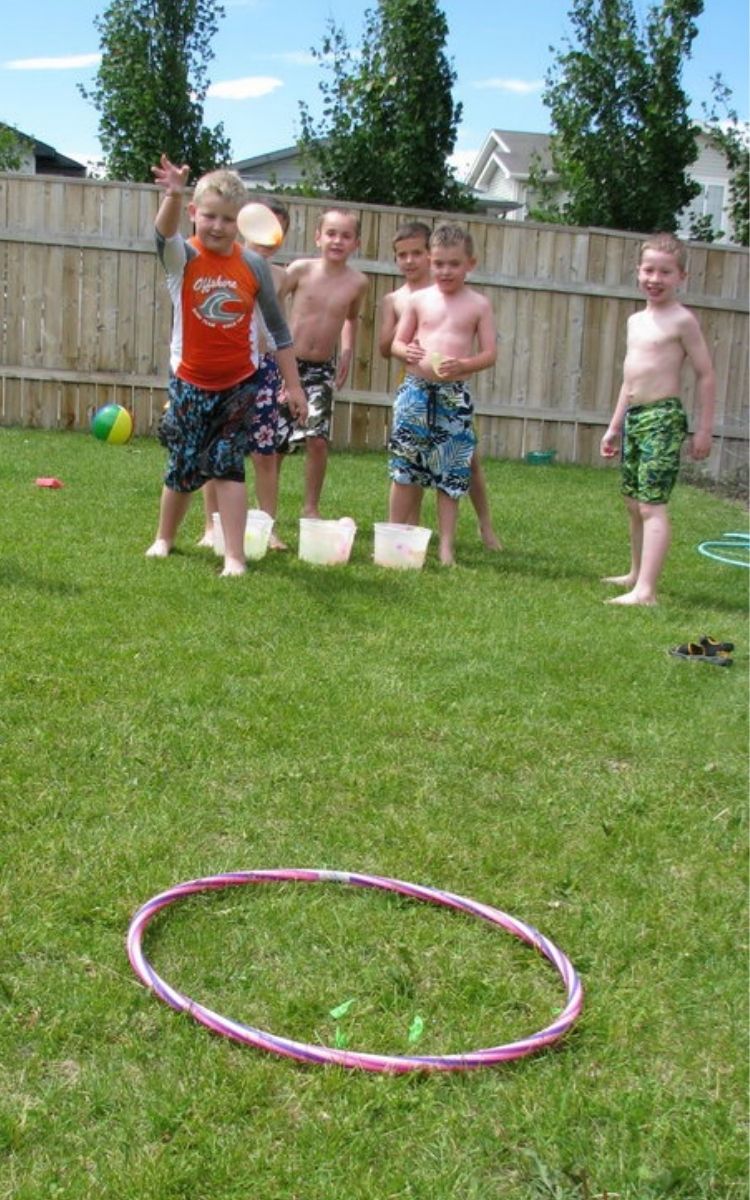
[{"xmin": 151, "ymin": 154, "xmax": 190, "ymax": 196}]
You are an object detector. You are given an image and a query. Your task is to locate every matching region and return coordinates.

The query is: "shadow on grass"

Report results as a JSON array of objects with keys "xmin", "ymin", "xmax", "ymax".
[{"xmin": 0, "ymin": 556, "xmax": 83, "ymax": 596}]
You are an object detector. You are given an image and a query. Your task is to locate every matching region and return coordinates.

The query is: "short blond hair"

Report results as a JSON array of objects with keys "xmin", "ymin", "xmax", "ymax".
[
  {"xmin": 192, "ymin": 169, "xmax": 247, "ymax": 211},
  {"xmin": 317, "ymin": 207, "xmax": 361, "ymax": 238},
  {"xmin": 430, "ymin": 222, "xmax": 474, "ymax": 257},
  {"xmin": 640, "ymin": 232, "xmax": 687, "ymax": 272}
]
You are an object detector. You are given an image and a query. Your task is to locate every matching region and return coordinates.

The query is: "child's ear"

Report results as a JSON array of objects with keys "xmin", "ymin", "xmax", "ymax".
[{"xmin": 187, "ymin": 202, "xmax": 197, "ymax": 222}]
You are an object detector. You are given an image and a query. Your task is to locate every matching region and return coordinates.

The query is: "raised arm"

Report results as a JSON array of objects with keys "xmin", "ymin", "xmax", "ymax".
[{"xmin": 151, "ymin": 154, "xmax": 190, "ymax": 239}]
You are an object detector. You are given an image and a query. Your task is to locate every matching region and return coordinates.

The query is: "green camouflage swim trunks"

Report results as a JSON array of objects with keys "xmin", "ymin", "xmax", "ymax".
[{"xmin": 621, "ymin": 397, "xmax": 688, "ymax": 505}]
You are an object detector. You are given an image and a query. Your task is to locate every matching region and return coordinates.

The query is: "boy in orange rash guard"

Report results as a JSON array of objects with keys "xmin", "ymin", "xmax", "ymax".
[{"xmin": 145, "ymin": 154, "xmax": 307, "ymax": 576}]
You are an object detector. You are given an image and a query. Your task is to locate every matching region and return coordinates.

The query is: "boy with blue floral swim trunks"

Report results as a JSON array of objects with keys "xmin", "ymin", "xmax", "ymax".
[
  {"xmin": 389, "ymin": 223, "xmax": 498, "ymax": 566},
  {"xmin": 145, "ymin": 156, "xmax": 306, "ymax": 576},
  {"xmin": 600, "ymin": 232, "xmax": 715, "ymax": 605}
]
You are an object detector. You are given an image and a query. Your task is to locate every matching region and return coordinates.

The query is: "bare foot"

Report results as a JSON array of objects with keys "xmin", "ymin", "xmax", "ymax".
[
  {"xmin": 196, "ymin": 530, "xmax": 214, "ymax": 548},
  {"xmin": 601, "ymin": 573, "xmax": 637, "ymax": 586},
  {"xmin": 269, "ymin": 532, "xmax": 288, "ymax": 551},
  {"xmin": 439, "ymin": 546, "xmax": 456, "ymax": 567},
  {"xmin": 220, "ymin": 557, "xmax": 246, "ymax": 577},
  {"xmin": 145, "ymin": 538, "xmax": 171, "ymax": 558},
  {"xmin": 605, "ymin": 590, "xmax": 656, "ymax": 607},
  {"xmin": 302, "ymin": 508, "xmax": 321, "ymax": 519},
  {"xmin": 479, "ymin": 524, "xmax": 504, "ymax": 551}
]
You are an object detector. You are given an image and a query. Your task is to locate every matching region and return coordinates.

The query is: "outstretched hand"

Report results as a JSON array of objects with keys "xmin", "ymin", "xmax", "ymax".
[{"xmin": 151, "ymin": 154, "xmax": 190, "ymax": 195}]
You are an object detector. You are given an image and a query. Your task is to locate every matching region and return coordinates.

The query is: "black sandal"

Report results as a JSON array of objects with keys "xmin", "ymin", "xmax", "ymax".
[
  {"xmin": 669, "ymin": 642, "xmax": 732, "ymax": 666},
  {"xmin": 700, "ymin": 635, "xmax": 735, "ymax": 653}
]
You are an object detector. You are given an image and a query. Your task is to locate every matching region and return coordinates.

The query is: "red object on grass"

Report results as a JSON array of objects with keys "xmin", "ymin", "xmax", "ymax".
[{"xmin": 35, "ymin": 477, "xmax": 64, "ymax": 488}]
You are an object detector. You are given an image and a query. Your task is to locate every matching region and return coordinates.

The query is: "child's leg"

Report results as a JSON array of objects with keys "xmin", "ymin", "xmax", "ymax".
[
  {"xmin": 468, "ymin": 454, "xmax": 503, "ymax": 550},
  {"xmin": 214, "ymin": 478, "xmax": 247, "ymax": 576},
  {"xmin": 602, "ymin": 495, "xmax": 642, "ymax": 587},
  {"xmin": 253, "ymin": 452, "xmax": 287, "ymax": 550},
  {"xmin": 197, "ymin": 480, "xmax": 218, "ymax": 547},
  {"xmin": 436, "ymin": 490, "xmax": 459, "ymax": 567},
  {"xmin": 145, "ymin": 486, "xmax": 192, "ymax": 557},
  {"xmin": 252, "ymin": 452, "xmax": 277, "ymax": 517},
  {"xmin": 269, "ymin": 454, "xmax": 288, "ymax": 548},
  {"xmin": 607, "ymin": 501, "xmax": 669, "ymax": 606},
  {"xmin": 302, "ymin": 436, "xmax": 328, "ymax": 518},
  {"xmin": 389, "ymin": 481, "xmax": 423, "ymax": 524}
]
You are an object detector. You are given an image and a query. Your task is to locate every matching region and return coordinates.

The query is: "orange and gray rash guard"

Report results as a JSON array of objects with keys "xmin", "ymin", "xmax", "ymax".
[{"xmin": 156, "ymin": 232, "xmax": 292, "ymax": 391}]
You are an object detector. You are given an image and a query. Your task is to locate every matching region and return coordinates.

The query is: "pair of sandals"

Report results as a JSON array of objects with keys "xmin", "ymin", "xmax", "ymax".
[{"xmin": 669, "ymin": 636, "xmax": 735, "ymax": 667}]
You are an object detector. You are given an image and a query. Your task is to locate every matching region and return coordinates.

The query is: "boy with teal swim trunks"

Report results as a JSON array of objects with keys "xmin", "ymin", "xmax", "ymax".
[{"xmin": 600, "ymin": 233, "xmax": 715, "ymax": 605}]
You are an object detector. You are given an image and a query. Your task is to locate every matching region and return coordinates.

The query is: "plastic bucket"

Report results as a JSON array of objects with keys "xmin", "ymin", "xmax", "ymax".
[
  {"xmin": 244, "ymin": 509, "xmax": 274, "ymax": 560},
  {"xmin": 373, "ymin": 523, "xmax": 432, "ymax": 569},
  {"xmin": 298, "ymin": 517, "xmax": 357, "ymax": 565}
]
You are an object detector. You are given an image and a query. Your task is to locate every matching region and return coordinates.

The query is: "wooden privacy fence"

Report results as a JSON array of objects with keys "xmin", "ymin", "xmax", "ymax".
[{"xmin": 1, "ymin": 172, "xmax": 747, "ymax": 477}]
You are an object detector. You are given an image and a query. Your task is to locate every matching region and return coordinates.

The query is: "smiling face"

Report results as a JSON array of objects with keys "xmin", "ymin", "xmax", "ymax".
[
  {"xmin": 189, "ymin": 190, "xmax": 240, "ymax": 256},
  {"xmin": 394, "ymin": 235, "xmax": 431, "ymax": 285},
  {"xmin": 430, "ymin": 242, "xmax": 476, "ymax": 294},
  {"xmin": 637, "ymin": 248, "xmax": 686, "ymax": 304},
  {"xmin": 315, "ymin": 211, "xmax": 360, "ymax": 263}
]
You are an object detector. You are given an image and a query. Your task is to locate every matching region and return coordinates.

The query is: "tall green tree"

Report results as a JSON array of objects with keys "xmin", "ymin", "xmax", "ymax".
[
  {"xmin": 81, "ymin": 0, "xmax": 230, "ymax": 182},
  {"xmin": 528, "ymin": 0, "xmax": 703, "ymax": 232},
  {"xmin": 298, "ymin": 0, "xmax": 472, "ymax": 211}
]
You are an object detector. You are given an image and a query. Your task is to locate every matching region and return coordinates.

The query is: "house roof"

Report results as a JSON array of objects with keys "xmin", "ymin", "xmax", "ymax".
[
  {"xmin": 1, "ymin": 123, "xmax": 86, "ymax": 176},
  {"xmin": 466, "ymin": 130, "xmax": 553, "ymax": 191},
  {"xmin": 231, "ymin": 144, "xmax": 300, "ymax": 173}
]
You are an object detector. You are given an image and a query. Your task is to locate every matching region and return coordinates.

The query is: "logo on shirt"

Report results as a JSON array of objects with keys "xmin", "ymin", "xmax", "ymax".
[{"xmin": 194, "ymin": 287, "xmax": 243, "ymax": 327}]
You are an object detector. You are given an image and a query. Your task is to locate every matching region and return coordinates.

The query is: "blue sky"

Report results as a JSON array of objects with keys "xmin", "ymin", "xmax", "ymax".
[{"xmin": 1, "ymin": 0, "xmax": 747, "ymax": 176}]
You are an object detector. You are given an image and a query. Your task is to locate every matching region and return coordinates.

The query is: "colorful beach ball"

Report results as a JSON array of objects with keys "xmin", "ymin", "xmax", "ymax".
[{"xmin": 91, "ymin": 404, "xmax": 133, "ymax": 445}]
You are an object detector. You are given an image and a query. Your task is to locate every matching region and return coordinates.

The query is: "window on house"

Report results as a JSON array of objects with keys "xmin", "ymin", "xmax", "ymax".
[{"xmin": 682, "ymin": 183, "xmax": 726, "ymax": 235}]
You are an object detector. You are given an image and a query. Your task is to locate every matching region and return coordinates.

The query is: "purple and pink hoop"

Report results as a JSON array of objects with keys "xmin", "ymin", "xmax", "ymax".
[{"xmin": 126, "ymin": 868, "xmax": 584, "ymax": 1073}]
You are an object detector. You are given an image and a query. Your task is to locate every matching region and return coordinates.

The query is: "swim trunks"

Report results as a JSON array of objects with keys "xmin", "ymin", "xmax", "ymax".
[
  {"xmin": 248, "ymin": 353, "xmax": 281, "ymax": 456},
  {"xmin": 289, "ymin": 357, "xmax": 336, "ymax": 445},
  {"xmin": 158, "ymin": 373, "xmax": 259, "ymax": 492},
  {"xmin": 621, "ymin": 397, "xmax": 688, "ymax": 505},
  {"xmin": 388, "ymin": 375, "xmax": 476, "ymax": 498}
]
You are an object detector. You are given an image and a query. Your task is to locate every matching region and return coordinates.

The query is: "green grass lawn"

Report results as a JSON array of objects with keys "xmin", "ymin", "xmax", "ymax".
[{"xmin": 1, "ymin": 428, "xmax": 747, "ymax": 1199}]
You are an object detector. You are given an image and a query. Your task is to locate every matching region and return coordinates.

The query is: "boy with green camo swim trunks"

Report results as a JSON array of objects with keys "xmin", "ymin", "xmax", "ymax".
[
  {"xmin": 389, "ymin": 223, "xmax": 498, "ymax": 566},
  {"xmin": 601, "ymin": 233, "xmax": 715, "ymax": 606}
]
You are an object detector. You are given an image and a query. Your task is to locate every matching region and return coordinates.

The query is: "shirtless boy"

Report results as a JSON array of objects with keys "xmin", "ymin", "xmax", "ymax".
[
  {"xmin": 600, "ymin": 232, "xmax": 715, "ymax": 606},
  {"xmin": 379, "ymin": 220, "xmax": 502, "ymax": 550},
  {"xmin": 389, "ymin": 223, "xmax": 498, "ymax": 566},
  {"xmin": 281, "ymin": 209, "xmax": 369, "ymax": 517}
]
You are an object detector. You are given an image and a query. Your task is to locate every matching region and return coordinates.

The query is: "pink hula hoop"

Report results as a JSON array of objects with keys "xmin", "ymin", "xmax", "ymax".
[{"xmin": 126, "ymin": 869, "xmax": 584, "ymax": 1073}]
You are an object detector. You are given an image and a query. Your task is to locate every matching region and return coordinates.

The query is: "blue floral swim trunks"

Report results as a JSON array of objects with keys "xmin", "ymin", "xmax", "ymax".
[
  {"xmin": 158, "ymin": 373, "xmax": 259, "ymax": 492},
  {"xmin": 388, "ymin": 375, "xmax": 476, "ymax": 498},
  {"xmin": 621, "ymin": 396, "xmax": 688, "ymax": 505},
  {"xmin": 248, "ymin": 353, "xmax": 281, "ymax": 456}
]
